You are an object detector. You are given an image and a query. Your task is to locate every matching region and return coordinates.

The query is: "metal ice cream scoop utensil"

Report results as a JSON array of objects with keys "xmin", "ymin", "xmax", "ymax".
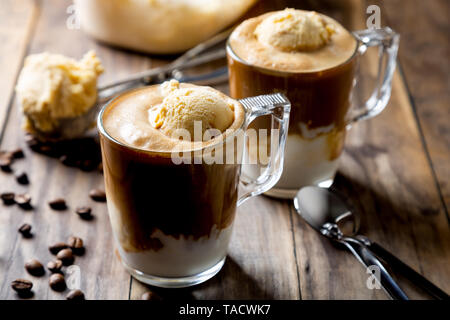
[
  {"xmin": 294, "ymin": 186, "xmax": 449, "ymax": 300},
  {"xmin": 29, "ymin": 28, "xmax": 232, "ymax": 141}
]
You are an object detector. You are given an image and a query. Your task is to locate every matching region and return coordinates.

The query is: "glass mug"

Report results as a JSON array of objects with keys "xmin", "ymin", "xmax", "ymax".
[
  {"xmin": 227, "ymin": 27, "xmax": 400, "ymax": 199},
  {"xmin": 97, "ymin": 88, "xmax": 290, "ymax": 288}
]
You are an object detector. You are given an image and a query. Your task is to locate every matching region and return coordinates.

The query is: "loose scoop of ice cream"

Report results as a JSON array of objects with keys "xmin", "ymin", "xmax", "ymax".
[
  {"xmin": 15, "ymin": 50, "xmax": 103, "ymax": 134},
  {"xmin": 255, "ymin": 9, "xmax": 334, "ymax": 52},
  {"xmin": 149, "ymin": 80, "xmax": 234, "ymax": 141}
]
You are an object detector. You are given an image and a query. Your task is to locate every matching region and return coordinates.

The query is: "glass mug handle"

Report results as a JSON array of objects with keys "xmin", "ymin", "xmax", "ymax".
[
  {"xmin": 236, "ymin": 93, "xmax": 291, "ymax": 206},
  {"xmin": 349, "ymin": 27, "xmax": 400, "ymax": 125}
]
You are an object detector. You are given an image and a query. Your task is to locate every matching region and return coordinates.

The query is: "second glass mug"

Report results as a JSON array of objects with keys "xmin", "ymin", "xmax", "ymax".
[
  {"xmin": 98, "ymin": 89, "xmax": 290, "ymax": 288},
  {"xmin": 227, "ymin": 27, "xmax": 400, "ymax": 199}
]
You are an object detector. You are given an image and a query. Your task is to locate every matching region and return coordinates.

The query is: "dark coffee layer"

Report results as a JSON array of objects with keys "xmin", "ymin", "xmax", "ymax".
[
  {"xmin": 228, "ymin": 51, "xmax": 357, "ymax": 134},
  {"xmin": 100, "ymin": 137, "xmax": 239, "ymax": 252}
]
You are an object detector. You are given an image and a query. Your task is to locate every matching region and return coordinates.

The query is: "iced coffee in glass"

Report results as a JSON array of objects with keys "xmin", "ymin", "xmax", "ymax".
[
  {"xmin": 227, "ymin": 9, "xmax": 399, "ymax": 198},
  {"xmin": 98, "ymin": 80, "xmax": 290, "ymax": 287}
]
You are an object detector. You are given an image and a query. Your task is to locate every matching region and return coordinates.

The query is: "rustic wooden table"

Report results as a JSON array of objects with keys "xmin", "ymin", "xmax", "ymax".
[{"xmin": 0, "ymin": 0, "xmax": 448, "ymax": 300}]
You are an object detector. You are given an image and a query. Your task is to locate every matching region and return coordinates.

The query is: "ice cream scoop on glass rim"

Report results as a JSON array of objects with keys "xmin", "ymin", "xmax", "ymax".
[
  {"xmin": 103, "ymin": 79, "xmax": 240, "ymax": 153},
  {"xmin": 148, "ymin": 80, "xmax": 234, "ymax": 142}
]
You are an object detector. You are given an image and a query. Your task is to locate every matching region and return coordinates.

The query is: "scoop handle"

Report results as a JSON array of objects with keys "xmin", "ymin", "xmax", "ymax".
[
  {"xmin": 341, "ymin": 237, "xmax": 409, "ymax": 300},
  {"xmin": 357, "ymin": 237, "xmax": 450, "ymax": 300}
]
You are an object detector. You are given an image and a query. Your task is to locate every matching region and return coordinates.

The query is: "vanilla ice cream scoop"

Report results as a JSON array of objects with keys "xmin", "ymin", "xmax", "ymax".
[
  {"xmin": 255, "ymin": 9, "xmax": 335, "ymax": 52},
  {"xmin": 15, "ymin": 51, "xmax": 103, "ymax": 139},
  {"xmin": 149, "ymin": 80, "xmax": 234, "ymax": 141}
]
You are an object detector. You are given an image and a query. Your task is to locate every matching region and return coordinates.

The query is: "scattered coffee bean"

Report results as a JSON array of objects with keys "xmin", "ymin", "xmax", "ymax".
[
  {"xmin": 0, "ymin": 165, "xmax": 12, "ymax": 173},
  {"xmin": 18, "ymin": 223, "xmax": 32, "ymax": 238},
  {"xmin": 1, "ymin": 192, "xmax": 15, "ymax": 205},
  {"xmin": 0, "ymin": 154, "xmax": 12, "ymax": 172},
  {"xmin": 47, "ymin": 259, "xmax": 63, "ymax": 273},
  {"xmin": 66, "ymin": 289, "xmax": 85, "ymax": 300},
  {"xmin": 80, "ymin": 159, "xmax": 95, "ymax": 172},
  {"xmin": 11, "ymin": 279, "xmax": 33, "ymax": 297},
  {"xmin": 89, "ymin": 189, "xmax": 106, "ymax": 202},
  {"xmin": 49, "ymin": 242, "xmax": 69, "ymax": 255},
  {"xmin": 0, "ymin": 150, "xmax": 13, "ymax": 160},
  {"xmin": 68, "ymin": 236, "xmax": 85, "ymax": 255},
  {"xmin": 16, "ymin": 172, "xmax": 29, "ymax": 185},
  {"xmin": 48, "ymin": 198, "xmax": 67, "ymax": 210},
  {"xmin": 75, "ymin": 206, "xmax": 92, "ymax": 220},
  {"xmin": 57, "ymin": 248, "xmax": 74, "ymax": 266},
  {"xmin": 0, "ymin": 156, "xmax": 12, "ymax": 164},
  {"xmin": 141, "ymin": 291, "xmax": 162, "ymax": 300},
  {"xmin": 59, "ymin": 155, "xmax": 75, "ymax": 167},
  {"xmin": 15, "ymin": 193, "xmax": 32, "ymax": 210},
  {"xmin": 25, "ymin": 134, "xmax": 40, "ymax": 150},
  {"xmin": 38, "ymin": 145, "xmax": 52, "ymax": 153},
  {"xmin": 49, "ymin": 273, "xmax": 66, "ymax": 292},
  {"xmin": 25, "ymin": 259, "xmax": 45, "ymax": 276},
  {"xmin": 11, "ymin": 148, "xmax": 25, "ymax": 159}
]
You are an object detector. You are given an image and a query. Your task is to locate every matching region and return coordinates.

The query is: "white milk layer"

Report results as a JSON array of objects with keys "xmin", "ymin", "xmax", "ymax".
[
  {"xmin": 108, "ymin": 203, "xmax": 234, "ymax": 277},
  {"xmin": 274, "ymin": 133, "xmax": 340, "ymax": 190},
  {"xmin": 242, "ymin": 131, "xmax": 341, "ymax": 193}
]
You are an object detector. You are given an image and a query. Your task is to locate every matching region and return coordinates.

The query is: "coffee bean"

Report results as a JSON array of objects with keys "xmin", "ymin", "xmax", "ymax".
[
  {"xmin": 15, "ymin": 193, "xmax": 32, "ymax": 210},
  {"xmin": 68, "ymin": 236, "xmax": 84, "ymax": 255},
  {"xmin": 0, "ymin": 166, "xmax": 12, "ymax": 173},
  {"xmin": 75, "ymin": 206, "xmax": 92, "ymax": 220},
  {"xmin": 89, "ymin": 189, "xmax": 106, "ymax": 202},
  {"xmin": 11, "ymin": 279, "xmax": 33, "ymax": 297},
  {"xmin": 49, "ymin": 242, "xmax": 69, "ymax": 255},
  {"xmin": 0, "ymin": 154, "xmax": 12, "ymax": 173},
  {"xmin": 18, "ymin": 223, "xmax": 32, "ymax": 238},
  {"xmin": 59, "ymin": 155, "xmax": 75, "ymax": 167},
  {"xmin": 1, "ymin": 192, "xmax": 15, "ymax": 205},
  {"xmin": 38, "ymin": 145, "xmax": 52, "ymax": 153},
  {"xmin": 16, "ymin": 172, "xmax": 29, "ymax": 185},
  {"xmin": 11, "ymin": 148, "xmax": 25, "ymax": 159},
  {"xmin": 66, "ymin": 289, "xmax": 85, "ymax": 300},
  {"xmin": 48, "ymin": 198, "xmax": 67, "ymax": 210},
  {"xmin": 141, "ymin": 291, "xmax": 162, "ymax": 300},
  {"xmin": 49, "ymin": 273, "xmax": 66, "ymax": 292},
  {"xmin": 0, "ymin": 151, "xmax": 13, "ymax": 161},
  {"xmin": 47, "ymin": 259, "xmax": 63, "ymax": 273},
  {"xmin": 80, "ymin": 159, "xmax": 95, "ymax": 171},
  {"xmin": 25, "ymin": 134, "xmax": 40, "ymax": 151},
  {"xmin": 57, "ymin": 248, "xmax": 74, "ymax": 266},
  {"xmin": 25, "ymin": 259, "xmax": 45, "ymax": 276},
  {"xmin": 0, "ymin": 152, "xmax": 13, "ymax": 172},
  {"xmin": 97, "ymin": 162, "xmax": 103, "ymax": 174}
]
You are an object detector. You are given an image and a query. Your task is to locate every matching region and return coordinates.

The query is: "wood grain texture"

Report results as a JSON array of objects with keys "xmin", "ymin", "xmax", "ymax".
[
  {"xmin": 376, "ymin": 0, "xmax": 450, "ymax": 214},
  {"xmin": 0, "ymin": 0, "xmax": 38, "ymax": 134},
  {"xmin": 0, "ymin": 0, "xmax": 154, "ymax": 300},
  {"xmin": 292, "ymin": 0, "xmax": 450, "ymax": 299}
]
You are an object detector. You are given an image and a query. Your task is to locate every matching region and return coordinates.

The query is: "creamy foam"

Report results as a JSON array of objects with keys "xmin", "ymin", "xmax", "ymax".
[
  {"xmin": 102, "ymin": 81, "xmax": 245, "ymax": 153},
  {"xmin": 229, "ymin": 9, "xmax": 357, "ymax": 73}
]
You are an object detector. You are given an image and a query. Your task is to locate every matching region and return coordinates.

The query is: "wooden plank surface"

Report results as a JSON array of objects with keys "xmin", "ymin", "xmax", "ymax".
[
  {"xmin": 0, "ymin": 0, "xmax": 38, "ymax": 133},
  {"xmin": 378, "ymin": 0, "xmax": 450, "ymax": 213},
  {"xmin": 292, "ymin": 0, "xmax": 450, "ymax": 299},
  {"xmin": 0, "ymin": 0, "xmax": 152, "ymax": 300},
  {"xmin": 0, "ymin": 0, "xmax": 449, "ymax": 300}
]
